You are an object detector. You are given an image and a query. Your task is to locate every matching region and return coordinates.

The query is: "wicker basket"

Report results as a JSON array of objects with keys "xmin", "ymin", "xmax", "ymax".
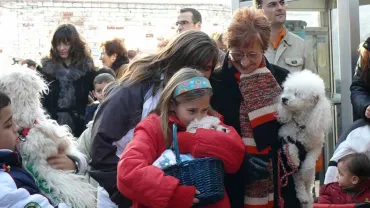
[{"xmin": 163, "ymin": 124, "xmax": 225, "ymax": 206}]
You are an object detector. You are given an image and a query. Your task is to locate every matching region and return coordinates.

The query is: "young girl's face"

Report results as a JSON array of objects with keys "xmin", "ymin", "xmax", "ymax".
[
  {"xmin": 173, "ymin": 95, "xmax": 210, "ymax": 127},
  {"xmin": 337, "ymin": 161, "xmax": 356, "ymax": 189}
]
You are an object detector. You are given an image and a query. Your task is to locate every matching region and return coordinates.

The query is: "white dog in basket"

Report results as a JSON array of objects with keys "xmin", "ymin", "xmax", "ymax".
[
  {"xmin": 277, "ymin": 70, "xmax": 332, "ymax": 206},
  {"xmin": 0, "ymin": 66, "xmax": 95, "ymax": 208}
]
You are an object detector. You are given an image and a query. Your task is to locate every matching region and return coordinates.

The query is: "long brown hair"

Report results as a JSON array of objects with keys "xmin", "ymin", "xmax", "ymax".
[
  {"xmin": 153, "ymin": 68, "xmax": 213, "ymax": 143},
  {"xmin": 119, "ymin": 30, "xmax": 218, "ymax": 89},
  {"xmin": 49, "ymin": 24, "xmax": 93, "ymax": 66},
  {"xmin": 359, "ymin": 43, "xmax": 370, "ymax": 85}
]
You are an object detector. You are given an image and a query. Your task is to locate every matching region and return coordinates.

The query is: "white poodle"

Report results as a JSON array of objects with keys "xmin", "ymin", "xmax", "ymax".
[
  {"xmin": 0, "ymin": 66, "xmax": 95, "ymax": 208},
  {"xmin": 277, "ymin": 70, "xmax": 332, "ymax": 206},
  {"xmin": 186, "ymin": 116, "xmax": 229, "ymax": 133}
]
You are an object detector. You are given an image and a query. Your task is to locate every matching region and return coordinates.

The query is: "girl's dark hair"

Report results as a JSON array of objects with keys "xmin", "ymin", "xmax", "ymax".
[
  {"xmin": 49, "ymin": 24, "xmax": 92, "ymax": 66},
  {"xmin": 339, "ymin": 153, "xmax": 370, "ymax": 179},
  {"xmin": 102, "ymin": 38, "xmax": 129, "ymax": 71},
  {"xmin": 0, "ymin": 91, "xmax": 11, "ymax": 110}
]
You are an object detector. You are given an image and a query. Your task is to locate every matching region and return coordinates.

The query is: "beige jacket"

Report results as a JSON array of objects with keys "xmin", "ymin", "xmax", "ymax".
[{"xmin": 265, "ymin": 27, "xmax": 316, "ymax": 73}]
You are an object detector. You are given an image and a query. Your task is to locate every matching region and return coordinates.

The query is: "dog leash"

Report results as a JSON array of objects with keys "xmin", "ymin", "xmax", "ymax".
[{"xmin": 277, "ymin": 142, "xmax": 299, "ymax": 208}]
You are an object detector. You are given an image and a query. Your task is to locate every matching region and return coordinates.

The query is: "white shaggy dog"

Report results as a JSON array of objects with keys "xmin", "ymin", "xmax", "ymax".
[
  {"xmin": 0, "ymin": 66, "xmax": 95, "ymax": 208},
  {"xmin": 277, "ymin": 70, "xmax": 332, "ymax": 206},
  {"xmin": 186, "ymin": 116, "xmax": 229, "ymax": 133}
]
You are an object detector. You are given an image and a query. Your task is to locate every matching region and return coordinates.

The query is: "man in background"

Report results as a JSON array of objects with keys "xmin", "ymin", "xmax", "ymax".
[{"xmin": 254, "ymin": 0, "xmax": 316, "ymax": 73}]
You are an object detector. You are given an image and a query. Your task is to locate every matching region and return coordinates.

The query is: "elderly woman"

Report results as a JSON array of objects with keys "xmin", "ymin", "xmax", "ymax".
[
  {"xmin": 211, "ymin": 7, "xmax": 299, "ymax": 208},
  {"xmin": 100, "ymin": 38, "xmax": 129, "ymax": 79}
]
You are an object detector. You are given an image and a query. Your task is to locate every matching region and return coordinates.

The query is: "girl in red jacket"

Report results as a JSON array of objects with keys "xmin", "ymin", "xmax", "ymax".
[
  {"xmin": 117, "ymin": 68, "xmax": 245, "ymax": 208},
  {"xmin": 318, "ymin": 153, "xmax": 370, "ymax": 204}
]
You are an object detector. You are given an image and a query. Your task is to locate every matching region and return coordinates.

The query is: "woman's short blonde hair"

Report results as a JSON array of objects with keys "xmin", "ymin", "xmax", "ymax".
[{"xmin": 226, "ymin": 7, "xmax": 271, "ymax": 51}]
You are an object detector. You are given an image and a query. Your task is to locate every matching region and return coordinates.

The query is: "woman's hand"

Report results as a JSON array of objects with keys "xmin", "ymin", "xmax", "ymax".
[
  {"xmin": 192, "ymin": 190, "xmax": 200, "ymax": 206},
  {"xmin": 365, "ymin": 105, "xmax": 370, "ymax": 118},
  {"xmin": 47, "ymin": 153, "xmax": 76, "ymax": 171}
]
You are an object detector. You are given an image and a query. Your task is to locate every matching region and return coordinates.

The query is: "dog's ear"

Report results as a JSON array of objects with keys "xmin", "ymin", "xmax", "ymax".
[
  {"xmin": 276, "ymin": 99, "xmax": 292, "ymax": 123},
  {"xmin": 306, "ymin": 95, "xmax": 332, "ymax": 136}
]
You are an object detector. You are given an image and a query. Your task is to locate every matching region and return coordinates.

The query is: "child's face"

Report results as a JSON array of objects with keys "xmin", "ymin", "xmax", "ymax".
[
  {"xmin": 93, "ymin": 82, "xmax": 109, "ymax": 103},
  {"xmin": 337, "ymin": 161, "xmax": 358, "ymax": 189},
  {"xmin": 0, "ymin": 106, "xmax": 19, "ymax": 151},
  {"xmin": 173, "ymin": 95, "xmax": 210, "ymax": 127}
]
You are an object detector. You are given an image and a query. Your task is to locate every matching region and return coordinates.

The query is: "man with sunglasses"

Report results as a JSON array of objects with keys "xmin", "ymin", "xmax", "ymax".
[
  {"xmin": 254, "ymin": 0, "xmax": 316, "ymax": 73},
  {"xmin": 176, "ymin": 8, "xmax": 202, "ymax": 33}
]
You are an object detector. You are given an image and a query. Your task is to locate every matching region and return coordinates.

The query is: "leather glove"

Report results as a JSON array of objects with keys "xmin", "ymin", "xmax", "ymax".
[{"xmin": 243, "ymin": 153, "xmax": 270, "ymax": 185}]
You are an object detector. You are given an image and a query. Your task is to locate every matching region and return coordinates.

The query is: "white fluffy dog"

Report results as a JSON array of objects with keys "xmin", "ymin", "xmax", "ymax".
[
  {"xmin": 0, "ymin": 66, "xmax": 95, "ymax": 208},
  {"xmin": 186, "ymin": 116, "xmax": 229, "ymax": 133},
  {"xmin": 277, "ymin": 70, "xmax": 332, "ymax": 205}
]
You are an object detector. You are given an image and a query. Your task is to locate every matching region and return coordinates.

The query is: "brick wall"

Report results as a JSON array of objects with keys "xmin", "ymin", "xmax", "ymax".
[{"xmin": 0, "ymin": 0, "xmax": 231, "ymax": 66}]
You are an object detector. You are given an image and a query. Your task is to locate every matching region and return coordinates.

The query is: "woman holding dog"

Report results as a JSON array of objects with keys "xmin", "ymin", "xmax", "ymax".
[
  {"xmin": 41, "ymin": 24, "xmax": 96, "ymax": 137},
  {"xmin": 210, "ymin": 7, "xmax": 300, "ymax": 208},
  {"xmin": 90, "ymin": 30, "xmax": 219, "ymax": 207}
]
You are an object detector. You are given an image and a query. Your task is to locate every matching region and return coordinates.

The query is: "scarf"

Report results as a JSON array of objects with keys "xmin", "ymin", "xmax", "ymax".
[{"xmin": 239, "ymin": 67, "xmax": 282, "ymax": 207}]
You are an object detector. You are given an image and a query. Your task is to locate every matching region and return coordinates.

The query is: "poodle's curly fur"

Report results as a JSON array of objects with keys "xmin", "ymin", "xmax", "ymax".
[
  {"xmin": 277, "ymin": 70, "xmax": 332, "ymax": 206},
  {"xmin": 186, "ymin": 116, "xmax": 229, "ymax": 133},
  {"xmin": 0, "ymin": 65, "xmax": 95, "ymax": 208}
]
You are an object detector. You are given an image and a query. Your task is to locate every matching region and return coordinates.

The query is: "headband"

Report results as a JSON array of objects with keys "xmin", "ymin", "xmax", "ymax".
[{"xmin": 173, "ymin": 77, "xmax": 212, "ymax": 96}]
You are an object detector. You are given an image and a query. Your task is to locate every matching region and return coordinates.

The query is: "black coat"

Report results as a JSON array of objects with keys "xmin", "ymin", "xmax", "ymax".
[
  {"xmin": 350, "ymin": 58, "xmax": 370, "ymax": 121},
  {"xmin": 210, "ymin": 55, "xmax": 300, "ymax": 208},
  {"xmin": 41, "ymin": 57, "xmax": 96, "ymax": 137}
]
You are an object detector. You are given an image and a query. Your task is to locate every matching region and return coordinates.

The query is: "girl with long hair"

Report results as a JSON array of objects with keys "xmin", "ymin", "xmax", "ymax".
[
  {"xmin": 89, "ymin": 30, "xmax": 219, "ymax": 207},
  {"xmin": 41, "ymin": 24, "xmax": 96, "ymax": 137}
]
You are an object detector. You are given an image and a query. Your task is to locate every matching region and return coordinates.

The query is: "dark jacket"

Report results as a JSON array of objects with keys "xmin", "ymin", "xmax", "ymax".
[
  {"xmin": 318, "ymin": 180, "xmax": 370, "ymax": 204},
  {"xmin": 90, "ymin": 81, "xmax": 152, "ymax": 207},
  {"xmin": 210, "ymin": 55, "xmax": 299, "ymax": 208},
  {"xmin": 350, "ymin": 58, "xmax": 370, "ymax": 121},
  {"xmin": 41, "ymin": 57, "xmax": 96, "ymax": 137},
  {"xmin": 0, "ymin": 150, "xmax": 63, "ymax": 207}
]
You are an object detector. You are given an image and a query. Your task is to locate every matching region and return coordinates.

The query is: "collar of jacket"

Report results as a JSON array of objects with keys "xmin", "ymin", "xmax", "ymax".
[
  {"xmin": 40, "ymin": 57, "xmax": 93, "ymax": 79},
  {"xmin": 280, "ymin": 26, "xmax": 293, "ymax": 47},
  {"xmin": 0, "ymin": 150, "xmax": 22, "ymax": 169},
  {"xmin": 342, "ymin": 178, "xmax": 370, "ymax": 195},
  {"xmin": 168, "ymin": 114, "xmax": 186, "ymax": 131}
]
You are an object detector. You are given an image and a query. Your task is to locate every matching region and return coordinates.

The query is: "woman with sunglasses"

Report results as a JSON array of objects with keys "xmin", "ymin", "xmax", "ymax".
[{"xmin": 210, "ymin": 7, "xmax": 300, "ymax": 208}]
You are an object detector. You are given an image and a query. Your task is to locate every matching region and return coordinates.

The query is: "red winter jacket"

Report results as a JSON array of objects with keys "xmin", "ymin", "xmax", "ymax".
[
  {"xmin": 117, "ymin": 113, "xmax": 245, "ymax": 208},
  {"xmin": 318, "ymin": 179, "xmax": 370, "ymax": 204}
]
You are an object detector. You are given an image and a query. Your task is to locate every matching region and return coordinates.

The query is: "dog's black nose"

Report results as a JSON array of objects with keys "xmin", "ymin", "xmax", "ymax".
[{"xmin": 282, "ymin": 97, "xmax": 288, "ymax": 104}]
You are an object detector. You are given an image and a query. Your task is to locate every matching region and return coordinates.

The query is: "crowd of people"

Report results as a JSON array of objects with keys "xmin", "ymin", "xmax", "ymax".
[{"xmin": 1, "ymin": 0, "xmax": 370, "ymax": 208}]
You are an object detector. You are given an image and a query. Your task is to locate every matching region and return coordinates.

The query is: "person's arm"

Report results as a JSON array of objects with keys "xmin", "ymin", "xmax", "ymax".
[
  {"xmin": 117, "ymin": 117, "xmax": 196, "ymax": 208},
  {"xmin": 89, "ymin": 84, "xmax": 148, "ymax": 206},
  {"xmin": 77, "ymin": 121, "xmax": 93, "ymax": 163},
  {"xmin": 317, "ymin": 184, "xmax": 334, "ymax": 204},
  {"xmin": 0, "ymin": 171, "xmax": 70, "ymax": 208},
  {"xmin": 350, "ymin": 58, "xmax": 370, "ymax": 120},
  {"xmin": 176, "ymin": 123, "xmax": 245, "ymax": 173}
]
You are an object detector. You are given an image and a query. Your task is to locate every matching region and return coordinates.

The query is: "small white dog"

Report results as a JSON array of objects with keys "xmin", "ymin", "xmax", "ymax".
[
  {"xmin": 277, "ymin": 70, "xmax": 332, "ymax": 206},
  {"xmin": 0, "ymin": 66, "xmax": 95, "ymax": 208},
  {"xmin": 186, "ymin": 116, "xmax": 229, "ymax": 133}
]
